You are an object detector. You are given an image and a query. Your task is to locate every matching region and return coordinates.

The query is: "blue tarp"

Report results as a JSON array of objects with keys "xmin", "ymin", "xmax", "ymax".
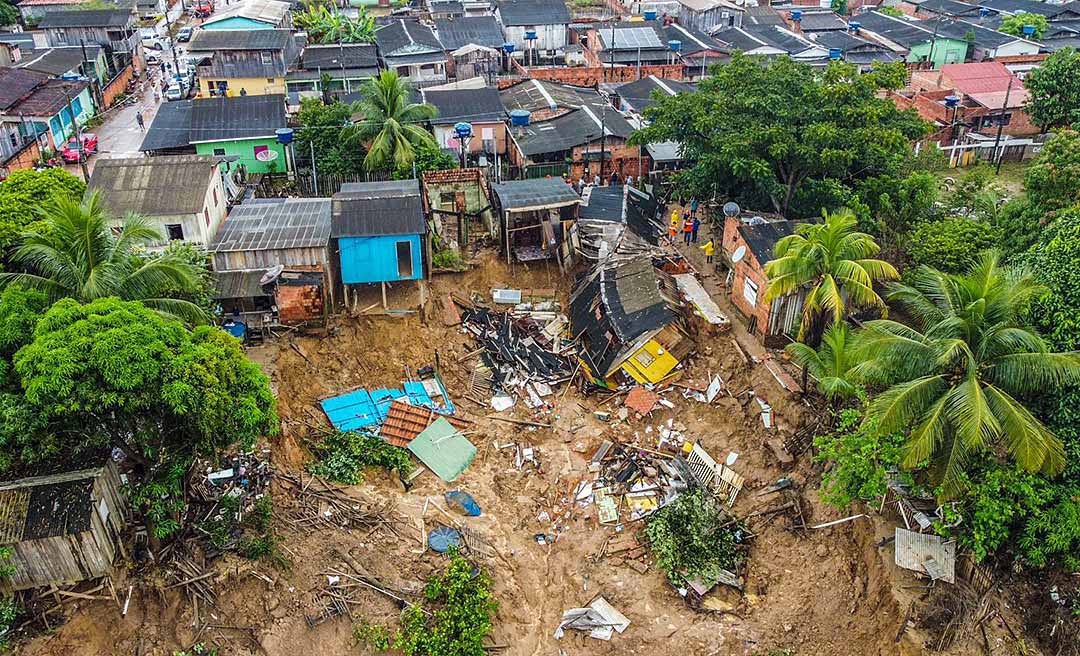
[{"xmin": 320, "ymin": 378, "xmax": 456, "ymax": 433}]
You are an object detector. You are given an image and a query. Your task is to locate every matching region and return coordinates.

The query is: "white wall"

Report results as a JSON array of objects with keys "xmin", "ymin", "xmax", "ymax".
[{"xmin": 502, "ymin": 23, "xmax": 568, "ymax": 53}]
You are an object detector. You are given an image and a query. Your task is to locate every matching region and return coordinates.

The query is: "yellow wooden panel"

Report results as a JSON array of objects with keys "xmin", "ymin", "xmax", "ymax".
[{"xmin": 620, "ymin": 339, "xmax": 679, "ymax": 384}]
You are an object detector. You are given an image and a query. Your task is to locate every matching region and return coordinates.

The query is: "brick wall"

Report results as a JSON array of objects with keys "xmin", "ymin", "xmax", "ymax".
[
  {"xmin": 0, "ymin": 139, "xmax": 42, "ymax": 179},
  {"xmin": 102, "ymin": 63, "xmax": 134, "ymax": 109},
  {"xmin": 274, "ymin": 266, "xmax": 325, "ymax": 324},
  {"xmin": 521, "ymin": 63, "xmax": 685, "ymax": 87},
  {"xmin": 722, "ymin": 216, "xmax": 773, "ymax": 337},
  {"xmin": 570, "ymin": 139, "xmax": 649, "ymax": 182}
]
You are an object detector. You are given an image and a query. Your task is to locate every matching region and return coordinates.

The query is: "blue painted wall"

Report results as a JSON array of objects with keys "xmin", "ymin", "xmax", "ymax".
[
  {"xmin": 339, "ymin": 234, "xmax": 423, "ymax": 284},
  {"xmin": 202, "ymin": 17, "xmax": 275, "ymax": 30}
]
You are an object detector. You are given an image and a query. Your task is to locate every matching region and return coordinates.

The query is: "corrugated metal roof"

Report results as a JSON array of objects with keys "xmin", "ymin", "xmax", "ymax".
[
  {"xmin": 188, "ymin": 28, "xmax": 294, "ymax": 51},
  {"xmin": 331, "ymin": 179, "xmax": 425, "ymax": 237},
  {"xmin": 408, "ymin": 417, "xmax": 476, "ymax": 482},
  {"xmin": 212, "ymin": 269, "xmax": 271, "ymax": 299},
  {"xmin": 210, "ymin": 197, "xmax": 332, "ymax": 253},
  {"xmin": 496, "ymin": 0, "xmax": 570, "ymax": 26},
  {"xmin": 493, "ymin": 177, "xmax": 580, "ymax": 210},
  {"xmin": 140, "ymin": 100, "xmax": 194, "ymax": 152},
  {"xmin": 87, "ymin": 155, "xmax": 217, "ymax": 218},
  {"xmin": 189, "ymin": 94, "xmax": 286, "ymax": 143},
  {"xmin": 380, "ymin": 400, "xmax": 471, "ymax": 448}
]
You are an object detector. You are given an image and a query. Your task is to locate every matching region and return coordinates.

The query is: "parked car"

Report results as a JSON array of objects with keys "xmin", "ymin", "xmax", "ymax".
[
  {"xmin": 141, "ymin": 35, "xmax": 168, "ymax": 50},
  {"xmin": 193, "ymin": 1, "xmax": 213, "ymax": 17},
  {"xmin": 165, "ymin": 77, "xmax": 192, "ymax": 101},
  {"xmin": 61, "ymin": 134, "xmax": 98, "ymax": 163},
  {"xmin": 145, "ymin": 52, "xmax": 161, "ymax": 66},
  {"xmin": 177, "ymin": 27, "xmax": 194, "ymax": 42}
]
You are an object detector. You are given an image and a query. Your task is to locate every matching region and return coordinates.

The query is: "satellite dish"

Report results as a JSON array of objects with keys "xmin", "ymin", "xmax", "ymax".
[
  {"xmin": 732, "ymin": 245, "xmax": 747, "ymax": 263},
  {"xmin": 260, "ymin": 264, "xmax": 285, "ymax": 286},
  {"xmin": 254, "ymin": 149, "xmax": 279, "ymax": 162},
  {"xmin": 723, "ymin": 202, "xmax": 740, "ymax": 217}
]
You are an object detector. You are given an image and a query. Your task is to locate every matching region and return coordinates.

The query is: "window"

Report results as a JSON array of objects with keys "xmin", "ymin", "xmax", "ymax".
[
  {"xmin": 396, "ymin": 240, "xmax": 414, "ymax": 278},
  {"xmin": 213, "ymin": 147, "xmax": 226, "ymax": 156},
  {"xmin": 204, "ymin": 208, "xmax": 210, "ymax": 226},
  {"xmin": 396, "ymin": 66, "xmax": 410, "ymax": 76},
  {"xmin": 55, "ymin": 29, "xmax": 68, "ymax": 45},
  {"xmin": 261, "ymin": 51, "xmax": 273, "ymax": 65},
  {"xmin": 266, "ymin": 78, "xmax": 274, "ymax": 83},
  {"xmin": 633, "ymin": 350, "xmax": 655, "ymax": 368},
  {"xmin": 439, "ymin": 191, "xmax": 455, "ymax": 209},
  {"xmin": 8, "ymin": 132, "xmax": 16, "ymax": 150},
  {"xmin": 213, "ymin": 188, "xmax": 219, "ymax": 206},
  {"xmin": 743, "ymin": 277, "xmax": 759, "ymax": 307},
  {"xmin": 71, "ymin": 97, "xmax": 83, "ymax": 118},
  {"xmin": 165, "ymin": 224, "xmax": 184, "ymax": 241}
]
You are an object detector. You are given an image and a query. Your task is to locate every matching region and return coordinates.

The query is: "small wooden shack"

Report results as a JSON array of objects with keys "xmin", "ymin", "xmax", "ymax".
[{"xmin": 0, "ymin": 461, "xmax": 126, "ymax": 591}]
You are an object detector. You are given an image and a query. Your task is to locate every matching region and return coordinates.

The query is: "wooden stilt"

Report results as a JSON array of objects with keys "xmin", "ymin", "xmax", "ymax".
[{"xmin": 381, "ymin": 281, "xmax": 387, "ymax": 309}]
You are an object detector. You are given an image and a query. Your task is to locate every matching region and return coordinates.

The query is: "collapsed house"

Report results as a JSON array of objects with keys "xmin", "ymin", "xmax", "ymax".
[
  {"xmin": 570, "ymin": 258, "xmax": 693, "ymax": 387},
  {"xmin": 576, "ymin": 183, "xmax": 665, "ymax": 262},
  {"xmin": 491, "ymin": 177, "xmax": 581, "ymax": 270},
  {"xmin": 0, "ymin": 461, "xmax": 126, "ymax": 591},
  {"xmin": 421, "ymin": 168, "xmax": 497, "ymax": 253}
]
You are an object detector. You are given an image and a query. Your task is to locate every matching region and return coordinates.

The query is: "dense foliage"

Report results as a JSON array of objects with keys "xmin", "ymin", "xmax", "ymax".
[
  {"xmin": 292, "ymin": 5, "xmax": 376, "ymax": 44},
  {"xmin": 393, "ymin": 141, "xmax": 458, "ymax": 180},
  {"xmin": 0, "ymin": 193, "xmax": 208, "ymax": 324},
  {"xmin": 346, "ymin": 71, "xmax": 439, "ymax": 172},
  {"xmin": 785, "ymin": 323, "xmax": 859, "ymax": 402},
  {"xmin": 645, "ymin": 488, "xmax": 745, "ymax": 586},
  {"xmin": 1024, "ymin": 129, "xmax": 1080, "ymax": 217},
  {"xmin": 308, "ymin": 431, "xmax": 413, "ymax": 484},
  {"xmin": 905, "ymin": 218, "xmax": 1000, "ymax": 273},
  {"xmin": 631, "ymin": 55, "xmax": 928, "ymax": 217},
  {"xmin": 355, "ymin": 551, "xmax": 498, "ymax": 656},
  {"xmin": 1, "ymin": 297, "xmax": 277, "ymax": 537},
  {"xmin": 998, "ymin": 12, "xmax": 1048, "ymax": 39},
  {"xmin": 1024, "ymin": 48, "xmax": 1080, "ymax": 132},
  {"xmin": 1024, "ymin": 209, "xmax": 1080, "ymax": 350},
  {"xmin": 853, "ymin": 253, "xmax": 1080, "ymax": 498},
  {"xmin": 764, "ymin": 208, "xmax": 898, "ymax": 344},
  {"xmin": 814, "ymin": 405, "xmax": 910, "ymax": 509},
  {"xmin": 296, "ymin": 98, "xmax": 366, "ymax": 176},
  {"xmin": 0, "ymin": 168, "xmax": 86, "ymax": 253}
]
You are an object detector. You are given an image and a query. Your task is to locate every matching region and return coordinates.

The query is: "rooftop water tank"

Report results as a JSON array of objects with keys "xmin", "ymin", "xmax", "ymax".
[{"xmin": 510, "ymin": 109, "xmax": 531, "ymax": 126}]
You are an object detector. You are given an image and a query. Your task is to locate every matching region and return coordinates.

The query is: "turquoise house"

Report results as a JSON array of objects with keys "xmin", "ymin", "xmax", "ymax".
[
  {"xmin": 200, "ymin": 0, "xmax": 292, "ymax": 30},
  {"xmin": 331, "ymin": 180, "xmax": 427, "ymax": 304},
  {"xmin": 5, "ymin": 77, "xmax": 96, "ymax": 153}
]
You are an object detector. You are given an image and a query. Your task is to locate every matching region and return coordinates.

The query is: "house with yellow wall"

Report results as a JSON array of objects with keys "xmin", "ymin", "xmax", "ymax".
[
  {"xmin": 186, "ymin": 29, "xmax": 299, "ymax": 98},
  {"xmin": 569, "ymin": 258, "xmax": 693, "ymax": 388}
]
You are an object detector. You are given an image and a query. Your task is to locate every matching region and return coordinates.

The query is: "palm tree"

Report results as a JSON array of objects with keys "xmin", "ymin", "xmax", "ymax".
[
  {"xmin": 0, "ymin": 192, "xmax": 209, "ymax": 324},
  {"xmin": 764, "ymin": 208, "xmax": 899, "ymax": 345},
  {"xmin": 852, "ymin": 252, "xmax": 1080, "ymax": 498},
  {"xmin": 785, "ymin": 322, "xmax": 859, "ymax": 403},
  {"xmin": 346, "ymin": 71, "xmax": 439, "ymax": 172}
]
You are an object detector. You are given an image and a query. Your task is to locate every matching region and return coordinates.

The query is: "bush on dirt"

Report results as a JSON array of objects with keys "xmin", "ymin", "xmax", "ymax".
[
  {"xmin": 308, "ymin": 431, "xmax": 413, "ymax": 485},
  {"xmin": 814, "ymin": 405, "xmax": 912, "ymax": 509},
  {"xmin": 355, "ymin": 550, "xmax": 497, "ymax": 656},
  {"xmin": 644, "ymin": 488, "xmax": 746, "ymax": 587}
]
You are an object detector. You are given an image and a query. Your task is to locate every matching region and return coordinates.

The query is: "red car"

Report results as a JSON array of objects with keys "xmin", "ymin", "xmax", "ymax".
[
  {"xmin": 193, "ymin": 1, "xmax": 213, "ymax": 17},
  {"xmin": 62, "ymin": 133, "xmax": 98, "ymax": 163}
]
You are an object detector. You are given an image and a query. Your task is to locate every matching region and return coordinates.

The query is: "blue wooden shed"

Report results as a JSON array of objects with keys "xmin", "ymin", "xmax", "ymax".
[{"xmin": 331, "ymin": 179, "xmax": 428, "ymax": 310}]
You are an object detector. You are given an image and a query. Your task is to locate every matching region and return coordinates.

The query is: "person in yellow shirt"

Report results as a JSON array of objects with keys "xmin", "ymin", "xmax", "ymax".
[
  {"xmin": 700, "ymin": 240, "xmax": 715, "ymax": 264},
  {"xmin": 670, "ymin": 209, "xmax": 679, "ymax": 231}
]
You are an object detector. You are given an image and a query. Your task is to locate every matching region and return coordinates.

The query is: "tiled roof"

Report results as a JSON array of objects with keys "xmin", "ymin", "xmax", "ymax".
[{"xmin": 379, "ymin": 400, "xmax": 471, "ymax": 448}]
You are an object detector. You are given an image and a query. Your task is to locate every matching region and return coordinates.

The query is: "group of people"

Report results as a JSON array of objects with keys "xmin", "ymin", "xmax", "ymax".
[{"xmin": 668, "ymin": 199, "xmax": 716, "ymax": 264}]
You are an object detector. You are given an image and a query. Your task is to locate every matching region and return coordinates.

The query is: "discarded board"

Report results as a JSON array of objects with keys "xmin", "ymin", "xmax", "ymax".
[
  {"xmin": 554, "ymin": 595, "xmax": 631, "ymax": 641},
  {"xmin": 408, "ymin": 418, "xmax": 477, "ymax": 482},
  {"xmin": 673, "ymin": 273, "xmax": 729, "ymax": 328}
]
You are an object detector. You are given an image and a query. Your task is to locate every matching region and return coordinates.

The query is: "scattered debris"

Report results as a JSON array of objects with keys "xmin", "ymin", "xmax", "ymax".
[
  {"xmin": 895, "ymin": 527, "xmax": 956, "ymax": 584},
  {"xmin": 445, "ymin": 491, "xmax": 481, "ymax": 517},
  {"xmin": 554, "ymin": 595, "xmax": 631, "ymax": 641},
  {"xmin": 408, "ymin": 418, "xmax": 477, "ymax": 482},
  {"xmin": 428, "ymin": 526, "xmax": 463, "ymax": 553},
  {"xmin": 321, "ymin": 376, "xmax": 455, "ymax": 433},
  {"xmin": 623, "ymin": 386, "xmax": 660, "ymax": 416}
]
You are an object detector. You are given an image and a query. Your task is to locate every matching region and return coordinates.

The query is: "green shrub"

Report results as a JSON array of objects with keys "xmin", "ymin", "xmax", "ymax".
[
  {"xmin": 906, "ymin": 218, "xmax": 1000, "ymax": 273},
  {"xmin": 308, "ymin": 431, "xmax": 413, "ymax": 485},
  {"xmin": 814, "ymin": 406, "xmax": 911, "ymax": 509},
  {"xmin": 432, "ymin": 250, "xmax": 464, "ymax": 270},
  {"xmin": 392, "ymin": 551, "xmax": 497, "ymax": 656},
  {"xmin": 644, "ymin": 488, "xmax": 745, "ymax": 587}
]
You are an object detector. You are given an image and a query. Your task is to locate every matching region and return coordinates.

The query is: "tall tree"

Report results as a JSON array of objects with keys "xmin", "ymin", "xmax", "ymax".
[
  {"xmin": 0, "ymin": 192, "xmax": 207, "ymax": 324},
  {"xmin": 853, "ymin": 252, "xmax": 1080, "ymax": 498},
  {"xmin": 1024, "ymin": 128, "xmax": 1080, "ymax": 216},
  {"xmin": 1024, "ymin": 48, "xmax": 1080, "ymax": 133},
  {"xmin": 346, "ymin": 71, "xmax": 439, "ymax": 172},
  {"xmin": 296, "ymin": 97, "xmax": 366, "ymax": 176},
  {"xmin": 764, "ymin": 208, "xmax": 898, "ymax": 344},
  {"xmin": 630, "ymin": 55, "xmax": 928, "ymax": 217},
  {"xmin": 785, "ymin": 322, "xmax": 860, "ymax": 402}
]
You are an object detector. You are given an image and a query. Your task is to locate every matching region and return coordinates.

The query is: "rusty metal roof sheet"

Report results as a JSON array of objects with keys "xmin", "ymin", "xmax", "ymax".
[{"xmin": 379, "ymin": 400, "xmax": 471, "ymax": 448}]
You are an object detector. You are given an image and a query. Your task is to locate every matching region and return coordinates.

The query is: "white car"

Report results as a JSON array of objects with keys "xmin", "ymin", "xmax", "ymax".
[{"xmin": 141, "ymin": 35, "xmax": 168, "ymax": 51}]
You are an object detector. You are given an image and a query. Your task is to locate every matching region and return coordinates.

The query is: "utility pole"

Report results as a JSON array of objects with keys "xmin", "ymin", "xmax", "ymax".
[
  {"xmin": 63, "ymin": 85, "xmax": 89, "ymax": 182},
  {"xmin": 599, "ymin": 100, "xmax": 607, "ymax": 182},
  {"xmin": 310, "ymin": 139, "xmax": 318, "ymax": 195},
  {"xmin": 925, "ymin": 13, "xmax": 944, "ymax": 69},
  {"xmin": 163, "ymin": 6, "xmax": 182, "ymax": 86},
  {"xmin": 338, "ymin": 39, "xmax": 349, "ymax": 94},
  {"xmin": 993, "ymin": 76, "xmax": 1015, "ymax": 175}
]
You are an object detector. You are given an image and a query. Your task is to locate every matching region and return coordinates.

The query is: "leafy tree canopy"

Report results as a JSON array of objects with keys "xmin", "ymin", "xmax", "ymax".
[
  {"xmin": 644, "ymin": 488, "xmax": 746, "ymax": 587},
  {"xmin": 0, "ymin": 192, "xmax": 208, "ymax": 324},
  {"xmin": 998, "ymin": 12, "xmax": 1049, "ymax": 40},
  {"xmin": 1024, "ymin": 128, "xmax": 1080, "ymax": 217},
  {"xmin": 392, "ymin": 141, "xmax": 457, "ymax": 180},
  {"xmin": 906, "ymin": 218, "xmax": 1000, "ymax": 273},
  {"xmin": 853, "ymin": 252, "xmax": 1080, "ymax": 498},
  {"xmin": 631, "ymin": 55, "xmax": 929, "ymax": 217},
  {"xmin": 0, "ymin": 168, "xmax": 86, "ymax": 252},
  {"xmin": 1024, "ymin": 47, "xmax": 1080, "ymax": 132},
  {"xmin": 0, "ymin": 0, "xmax": 18, "ymax": 27},
  {"xmin": 296, "ymin": 98, "xmax": 366, "ymax": 176},
  {"xmin": 292, "ymin": 5, "xmax": 376, "ymax": 44},
  {"xmin": 1024, "ymin": 208, "xmax": 1080, "ymax": 350}
]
